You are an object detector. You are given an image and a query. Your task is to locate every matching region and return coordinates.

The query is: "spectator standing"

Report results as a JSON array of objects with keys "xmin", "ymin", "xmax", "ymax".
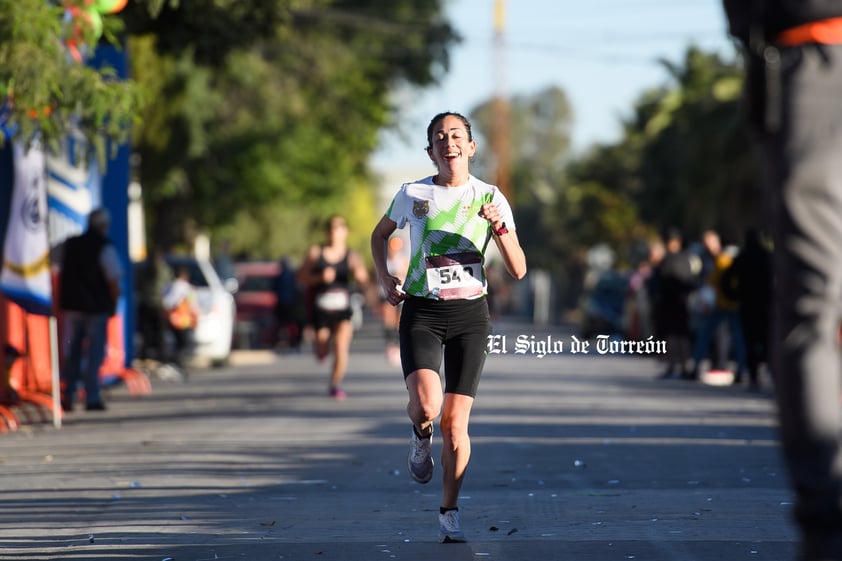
[
  {"xmin": 58, "ymin": 208, "xmax": 123, "ymax": 412},
  {"xmin": 721, "ymin": 228, "xmax": 772, "ymax": 390},
  {"xmin": 162, "ymin": 266, "xmax": 198, "ymax": 367},
  {"xmin": 135, "ymin": 248, "xmax": 172, "ymax": 363},
  {"xmin": 690, "ymin": 230, "xmax": 748, "ymax": 379},
  {"xmin": 627, "ymin": 239, "xmax": 664, "ymax": 340},
  {"xmin": 273, "ymin": 256, "xmax": 303, "ymax": 351},
  {"xmin": 723, "ymin": 2, "xmax": 842, "ymax": 558},
  {"xmin": 650, "ymin": 228, "xmax": 700, "ymax": 379}
]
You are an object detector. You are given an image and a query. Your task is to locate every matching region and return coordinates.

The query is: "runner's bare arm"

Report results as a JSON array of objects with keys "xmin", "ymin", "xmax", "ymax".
[{"xmin": 371, "ymin": 215, "xmax": 405, "ymax": 306}]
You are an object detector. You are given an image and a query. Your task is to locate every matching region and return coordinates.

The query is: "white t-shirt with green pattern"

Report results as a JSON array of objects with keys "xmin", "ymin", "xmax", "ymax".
[{"xmin": 386, "ymin": 175, "xmax": 515, "ymax": 300}]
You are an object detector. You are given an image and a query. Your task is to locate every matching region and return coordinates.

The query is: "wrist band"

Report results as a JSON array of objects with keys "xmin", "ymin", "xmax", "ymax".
[{"xmin": 493, "ymin": 222, "xmax": 508, "ymax": 236}]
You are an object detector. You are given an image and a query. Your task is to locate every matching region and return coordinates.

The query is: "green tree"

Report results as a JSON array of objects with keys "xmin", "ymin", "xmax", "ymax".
[
  {"xmin": 570, "ymin": 47, "xmax": 755, "ymax": 245},
  {"xmin": 0, "ymin": 0, "xmax": 164, "ymax": 159},
  {"xmin": 466, "ymin": 47, "xmax": 755, "ymax": 313},
  {"xmin": 121, "ymin": 0, "xmax": 458, "ymax": 259},
  {"xmin": 1, "ymin": 0, "xmax": 456, "ymax": 261}
]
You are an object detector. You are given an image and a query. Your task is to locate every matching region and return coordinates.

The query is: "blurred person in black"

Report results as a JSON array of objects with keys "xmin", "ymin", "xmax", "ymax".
[
  {"xmin": 58, "ymin": 208, "xmax": 123, "ymax": 412},
  {"xmin": 724, "ymin": 1, "xmax": 842, "ymax": 558},
  {"xmin": 721, "ymin": 227, "xmax": 772, "ymax": 391},
  {"xmin": 628, "ymin": 238, "xmax": 663, "ymax": 340},
  {"xmin": 649, "ymin": 227, "xmax": 700, "ymax": 379},
  {"xmin": 273, "ymin": 256, "xmax": 303, "ymax": 351},
  {"xmin": 135, "ymin": 247, "xmax": 172, "ymax": 363}
]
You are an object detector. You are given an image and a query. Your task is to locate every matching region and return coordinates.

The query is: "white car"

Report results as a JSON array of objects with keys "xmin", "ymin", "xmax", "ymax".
[{"xmin": 167, "ymin": 255, "xmax": 237, "ymax": 367}]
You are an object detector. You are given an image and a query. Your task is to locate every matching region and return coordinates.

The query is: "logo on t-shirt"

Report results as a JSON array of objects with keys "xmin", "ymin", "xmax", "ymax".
[{"xmin": 412, "ymin": 199, "xmax": 429, "ymax": 218}]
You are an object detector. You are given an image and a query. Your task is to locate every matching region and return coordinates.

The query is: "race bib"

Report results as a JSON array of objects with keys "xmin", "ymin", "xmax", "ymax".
[
  {"xmin": 315, "ymin": 288, "xmax": 350, "ymax": 312},
  {"xmin": 425, "ymin": 253, "xmax": 484, "ymax": 300}
]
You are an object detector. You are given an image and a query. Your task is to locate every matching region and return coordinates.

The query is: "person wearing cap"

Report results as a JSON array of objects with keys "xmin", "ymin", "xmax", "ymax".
[
  {"xmin": 723, "ymin": 2, "xmax": 842, "ymax": 558},
  {"xmin": 57, "ymin": 208, "xmax": 123, "ymax": 412}
]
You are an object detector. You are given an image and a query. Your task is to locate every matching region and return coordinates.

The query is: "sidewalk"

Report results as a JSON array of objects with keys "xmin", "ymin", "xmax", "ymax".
[{"xmin": 0, "ymin": 320, "xmax": 797, "ymax": 561}]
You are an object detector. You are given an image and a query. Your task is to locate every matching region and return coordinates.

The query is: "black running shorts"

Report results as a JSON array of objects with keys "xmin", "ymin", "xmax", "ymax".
[
  {"xmin": 399, "ymin": 296, "xmax": 492, "ymax": 397},
  {"xmin": 313, "ymin": 308, "xmax": 352, "ymax": 330}
]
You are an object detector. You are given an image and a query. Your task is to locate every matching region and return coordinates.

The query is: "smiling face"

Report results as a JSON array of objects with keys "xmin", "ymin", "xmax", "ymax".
[{"xmin": 426, "ymin": 114, "xmax": 476, "ymax": 177}]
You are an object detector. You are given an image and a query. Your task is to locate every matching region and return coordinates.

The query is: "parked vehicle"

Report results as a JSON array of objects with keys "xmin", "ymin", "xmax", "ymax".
[
  {"xmin": 166, "ymin": 255, "xmax": 237, "ymax": 367},
  {"xmin": 233, "ymin": 261, "xmax": 280, "ymax": 349}
]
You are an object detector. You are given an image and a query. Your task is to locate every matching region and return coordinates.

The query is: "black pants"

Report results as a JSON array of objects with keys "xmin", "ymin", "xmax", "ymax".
[
  {"xmin": 137, "ymin": 303, "xmax": 165, "ymax": 360},
  {"xmin": 169, "ymin": 326, "xmax": 192, "ymax": 366}
]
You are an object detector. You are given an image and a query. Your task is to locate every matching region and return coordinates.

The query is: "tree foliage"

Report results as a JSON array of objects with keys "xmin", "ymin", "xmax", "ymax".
[
  {"xmin": 0, "ymin": 0, "xmax": 178, "ymax": 162},
  {"xmin": 569, "ymin": 47, "xmax": 756, "ymax": 246},
  {"xmin": 120, "ymin": 0, "xmax": 458, "ymax": 259},
  {"xmin": 0, "ymin": 0, "xmax": 159, "ymax": 159},
  {"xmin": 2, "ymin": 0, "xmax": 456, "ymax": 262},
  {"xmin": 467, "ymin": 47, "xmax": 755, "ymax": 312}
]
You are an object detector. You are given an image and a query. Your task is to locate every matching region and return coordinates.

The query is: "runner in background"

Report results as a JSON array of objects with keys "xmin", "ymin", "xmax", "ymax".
[{"xmin": 298, "ymin": 215, "xmax": 370, "ymax": 400}]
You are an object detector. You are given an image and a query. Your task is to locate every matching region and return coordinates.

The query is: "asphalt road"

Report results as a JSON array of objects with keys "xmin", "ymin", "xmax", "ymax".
[{"xmin": 0, "ymin": 319, "xmax": 797, "ymax": 561}]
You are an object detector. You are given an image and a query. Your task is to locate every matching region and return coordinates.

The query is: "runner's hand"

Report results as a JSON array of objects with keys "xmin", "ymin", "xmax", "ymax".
[
  {"xmin": 479, "ymin": 203, "xmax": 504, "ymax": 231},
  {"xmin": 380, "ymin": 275, "xmax": 406, "ymax": 306}
]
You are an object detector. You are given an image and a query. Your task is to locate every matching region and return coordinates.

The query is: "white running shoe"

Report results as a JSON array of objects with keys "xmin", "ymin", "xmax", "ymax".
[
  {"xmin": 438, "ymin": 510, "xmax": 466, "ymax": 543},
  {"xmin": 407, "ymin": 425, "xmax": 434, "ymax": 484}
]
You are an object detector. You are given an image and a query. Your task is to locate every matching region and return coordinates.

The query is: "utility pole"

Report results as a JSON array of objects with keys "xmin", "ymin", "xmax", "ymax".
[{"xmin": 492, "ymin": 0, "xmax": 511, "ymax": 202}]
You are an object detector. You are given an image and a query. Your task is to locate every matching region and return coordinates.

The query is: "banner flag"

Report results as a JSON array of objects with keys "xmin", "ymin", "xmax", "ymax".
[
  {"xmin": 0, "ymin": 141, "xmax": 52, "ymax": 316},
  {"xmin": 45, "ymin": 133, "xmax": 100, "ymax": 247}
]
